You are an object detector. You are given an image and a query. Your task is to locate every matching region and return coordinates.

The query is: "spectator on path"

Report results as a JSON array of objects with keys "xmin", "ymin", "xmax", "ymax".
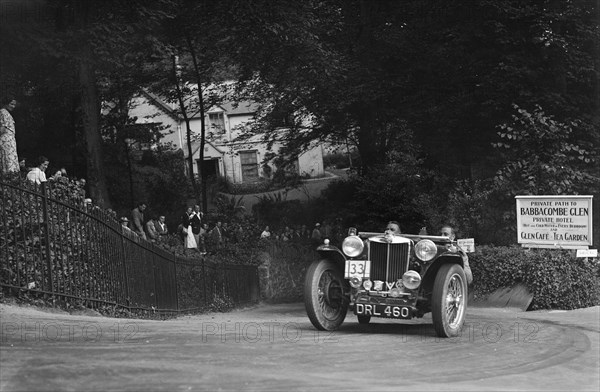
[
  {"xmin": 198, "ymin": 222, "xmax": 208, "ymax": 253},
  {"xmin": 26, "ymin": 156, "xmax": 49, "ymax": 184},
  {"xmin": 311, "ymin": 223, "xmax": 322, "ymax": 243},
  {"xmin": 294, "ymin": 228, "xmax": 303, "ymax": 240},
  {"xmin": 179, "ymin": 206, "xmax": 192, "ymax": 244},
  {"xmin": 155, "ymin": 215, "xmax": 168, "ymax": 240},
  {"xmin": 231, "ymin": 223, "xmax": 243, "ymax": 243},
  {"xmin": 210, "ymin": 221, "xmax": 223, "ymax": 250},
  {"xmin": 260, "ymin": 225, "xmax": 271, "ymax": 239},
  {"xmin": 131, "ymin": 202, "xmax": 147, "ymax": 240},
  {"xmin": 106, "ymin": 209, "xmax": 118, "ymax": 223},
  {"xmin": 180, "ymin": 206, "xmax": 192, "ymax": 230},
  {"xmin": 300, "ymin": 224, "xmax": 310, "ymax": 239},
  {"xmin": 190, "ymin": 205, "xmax": 203, "ymax": 250},
  {"xmin": 120, "ymin": 216, "xmax": 134, "ymax": 235},
  {"xmin": 0, "ymin": 97, "xmax": 19, "ymax": 175},
  {"xmin": 439, "ymin": 224, "xmax": 473, "ymax": 285},
  {"xmin": 281, "ymin": 226, "xmax": 294, "ymax": 242},
  {"xmin": 19, "ymin": 159, "xmax": 28, "ymax": 178},
  {"xmin": 179, "ymin": 206, "xmax": 198, "ymax": 254},
  {"xmin": 51, "ymin": 167, "xmax": 68, "ymax": 180},
  {"xmin": 221, "ymin": 222, "xmax": 230, "ymax": 244},
  {"xmin": 146, "ymin": 215, "xmax": 159, "ymax": 242}
]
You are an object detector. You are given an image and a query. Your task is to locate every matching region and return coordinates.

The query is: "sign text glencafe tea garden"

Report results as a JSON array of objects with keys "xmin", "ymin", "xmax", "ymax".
[{"xmin": 515, "ymin": 195, "xmax": 593, "ymax": 249}]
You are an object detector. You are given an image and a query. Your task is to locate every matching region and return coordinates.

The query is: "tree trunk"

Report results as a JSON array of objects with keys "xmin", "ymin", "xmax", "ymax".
[
  {"xmin": 79, "ymin": 56, "xmax": 112, "ymax": 208},
  {"xmin": 184, "ymin": 31, "xmax": 208, "ymax": 213},
  {"xmin": 172, "ymin": 55, "xmax": 198, "ymax": 197},
  {"xmin": 356, "ymin": 105, "xmax": 381, "ymax": 171}
]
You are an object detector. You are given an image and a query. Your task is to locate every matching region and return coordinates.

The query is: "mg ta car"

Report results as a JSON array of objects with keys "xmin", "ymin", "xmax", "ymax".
[{"xmin": 304, "ymin": 229, "xmax": 470, "ymax": 337}]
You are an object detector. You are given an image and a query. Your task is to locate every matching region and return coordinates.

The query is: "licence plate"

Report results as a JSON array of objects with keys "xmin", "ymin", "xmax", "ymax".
[
  {"xmin": 355, "ymin": 303, "xmax": 411, "ymax": 319},
  {"xmin": 344, "ymin": 260, "xmax": 370, "ymax": 279}
]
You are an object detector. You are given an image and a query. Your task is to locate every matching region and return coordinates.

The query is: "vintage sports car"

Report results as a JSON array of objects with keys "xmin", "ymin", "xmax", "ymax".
[{"xmin": 304, "ymin": 228, "xmax": 470, "ymax": 337}]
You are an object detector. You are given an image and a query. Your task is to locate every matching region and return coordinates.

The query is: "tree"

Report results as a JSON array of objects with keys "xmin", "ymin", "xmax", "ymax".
[
  {"xmin": 224, "ymin": 0, "xmax": 598, "ymax": 181},
  {"xmin": 493, "ymin": 104, "xmax": 599, "ymax": 196},
  {"xmin": 143, "ymin": 0, "xmax": 241, "ymax": 212},
  {"xmin": 0, "ymin": 0, "xmax": 169, "ymax": 207}
]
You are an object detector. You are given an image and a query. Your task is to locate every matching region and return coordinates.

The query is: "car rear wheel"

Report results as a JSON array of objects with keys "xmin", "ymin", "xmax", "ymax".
[
  {"xmin": 304, "ymin": 260, "xmax": 348, "ymax": 331},
  {"xmin": 432, "ymin": 263, "xmax": 467, "ymax": 338}
]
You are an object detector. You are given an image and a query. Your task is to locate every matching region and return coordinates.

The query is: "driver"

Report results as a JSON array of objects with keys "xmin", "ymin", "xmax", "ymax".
[
  {"xmin": 440, "ymin": 224, "xmax": 473, "ymax": 285},
  {"xmin": 385, "ymin": 221, "xmax": 401, "ymax": 235}
]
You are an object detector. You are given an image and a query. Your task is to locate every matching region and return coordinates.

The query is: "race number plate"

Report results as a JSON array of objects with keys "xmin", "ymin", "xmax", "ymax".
[
  {"xmin": 355, "ymin": 303, "xmax": 411, "ymax": 319},
  {"xmin": 345, "ymin": 260, "xmax": 370, "ymax": 279}
]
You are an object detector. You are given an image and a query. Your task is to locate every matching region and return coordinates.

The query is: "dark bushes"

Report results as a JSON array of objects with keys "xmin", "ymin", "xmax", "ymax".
[{"xmin": 470, "ymin": 245, "xmax": 600, "ymax": 310}]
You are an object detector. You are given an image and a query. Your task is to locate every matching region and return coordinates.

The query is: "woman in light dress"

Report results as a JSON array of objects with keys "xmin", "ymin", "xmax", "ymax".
[{"xmin": 0, "ymin": 98, "xmax": 19, "ymax": 175}]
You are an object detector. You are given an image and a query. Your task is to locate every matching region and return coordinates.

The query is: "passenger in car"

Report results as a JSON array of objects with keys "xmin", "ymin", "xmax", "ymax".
[
  {"xmin": 440, "ymin": 225, "xmax": 455, "ymax": 239},
  {"xmin": 439, "ymin": 224, "xmax": 473, "ymax": 285}
]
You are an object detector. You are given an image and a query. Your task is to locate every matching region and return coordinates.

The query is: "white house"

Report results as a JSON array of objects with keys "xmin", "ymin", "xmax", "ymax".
[{"xmin": 128, "ymin": 88, "xmax": 324, "ymax": 183}]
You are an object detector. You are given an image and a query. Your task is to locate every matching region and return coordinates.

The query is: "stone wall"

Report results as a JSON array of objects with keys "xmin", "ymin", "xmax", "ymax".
[{"xmin": 258, "ymin": 241, "xmax": 318, "ymax": 302}]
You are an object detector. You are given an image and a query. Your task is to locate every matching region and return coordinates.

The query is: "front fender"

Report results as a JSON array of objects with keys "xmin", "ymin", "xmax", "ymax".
[
  {"xmin": 316, "ymin": 245, "xmax": 346, "ymax": 270},
  {"xmin": 420, "ymin": 254, "xmax": 465, "ymax": 294}
]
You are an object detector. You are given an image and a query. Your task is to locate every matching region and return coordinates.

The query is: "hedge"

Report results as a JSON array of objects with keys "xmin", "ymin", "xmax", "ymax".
[
  {"xmin": 470, "ymin": 245, "xmax": 600, "ymax": 310},
  {"xmin": 205, "ymin": 241, "xmax": 600, "ymax": 310}
]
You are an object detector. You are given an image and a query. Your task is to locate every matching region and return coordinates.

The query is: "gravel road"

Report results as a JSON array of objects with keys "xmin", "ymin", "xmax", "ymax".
[{"xmin": 1, "ymin": 302, "xmax": 598, "ymax": 391}]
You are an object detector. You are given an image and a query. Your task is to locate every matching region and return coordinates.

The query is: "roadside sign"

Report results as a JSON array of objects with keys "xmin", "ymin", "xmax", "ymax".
[
  {"xmin": 576, "ymin": 249, "xmax": 597, "ymax": 258},
  {"xmin": 515, "ymin": 195, "xmax": 593, "ymax": 249},
  {"xmin": 457, "ymin": 238, "xmax": 475, "ymax": 253}
]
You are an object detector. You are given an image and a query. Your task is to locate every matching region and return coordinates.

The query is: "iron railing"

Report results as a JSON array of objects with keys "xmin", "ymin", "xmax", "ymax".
[{"xmin": 0, "ymin": 180, "xmax": 259, "ymax": 313}]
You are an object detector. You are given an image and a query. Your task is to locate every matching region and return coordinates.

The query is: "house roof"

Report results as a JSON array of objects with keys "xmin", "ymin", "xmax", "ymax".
[
  {"xmin": 141, "ymin": 90, "xmax": 183, "ymax": 120},
  {"xmin": 142, "ymin": 87, "xmax": 257, "ymax": 120},
  {"xmin": 219, "ymin": 101, "xmax": 259, "ymax": 115}
]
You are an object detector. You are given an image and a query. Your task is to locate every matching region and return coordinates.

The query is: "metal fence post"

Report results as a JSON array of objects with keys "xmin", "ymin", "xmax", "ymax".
[
  {"xmin": 202, "ymin": 258, "xmax": 207, "ymax": 306},
  {"xmin": 120, "ymin": 234, "xmax": 130, "ymax": 307},
  {"xmin": 173, "ymin": 259, "xmax": 179, "ymax": 311},
  {"xmin": 152, "ymin": 255, "xmax": 158, "ymax": 310},
  {"xmin": 40, "ymin": 182, "xmax": 53, "ymax": 293}
]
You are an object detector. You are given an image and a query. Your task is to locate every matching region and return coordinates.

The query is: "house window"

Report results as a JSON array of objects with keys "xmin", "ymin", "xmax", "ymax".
[
  {"xmin": 272, "ymin": 108, "xmax": 294, "ymax": 128},
  {"xmin": 208, "ymin": 112, "xmax": 225, "ymax": 132},
  {"xmin": 239, "ymin": 150, "xmax": 258, "ymax": 182}
]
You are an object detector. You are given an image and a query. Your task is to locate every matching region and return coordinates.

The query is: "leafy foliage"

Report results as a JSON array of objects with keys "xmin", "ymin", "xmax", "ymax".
[
  {"xmin": 470, "ymin": 246, "xmax": 600, "ymax": 310},
  {"xmin": 444, "ymin": 179, "xmax": 515, "ymax": 245},
  {"xmin": 103, "ymin": 144, "xmax": 190, "ymax": 229},
  {"xmin": 493, "ymin": 104, "xmax": 599, "ymax": 196}
]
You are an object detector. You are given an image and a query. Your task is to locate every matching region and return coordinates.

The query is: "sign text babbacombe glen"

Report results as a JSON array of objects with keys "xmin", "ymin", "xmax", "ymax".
[{"xmin": 515, "ymin": 195, "xmax": 593, "ymax": 249}]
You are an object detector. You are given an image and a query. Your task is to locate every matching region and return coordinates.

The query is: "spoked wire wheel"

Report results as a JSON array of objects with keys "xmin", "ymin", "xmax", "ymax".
[
  {"xmin": 304, "ymin": 260, "xmax": 348, "ymax": 330},
  {"xmin": 432, "ymin": 264, "xmax": 467, "ymax": 337}
]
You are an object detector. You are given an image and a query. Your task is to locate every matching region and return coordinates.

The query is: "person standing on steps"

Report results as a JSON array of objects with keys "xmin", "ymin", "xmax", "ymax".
[
  {"xmin": 132, "ymin": 202, "xmax": 147, "ymax": 240},
  {"xmin": 0, "ymin": 98, "xmax": 19, "ymax": 175},
  {"xmin": 190, "ymin": 205, "xmax": 203, "ymax": 251}
]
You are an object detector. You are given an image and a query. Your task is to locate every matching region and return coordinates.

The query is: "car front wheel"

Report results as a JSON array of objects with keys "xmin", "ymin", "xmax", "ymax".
[
  {"xmin": 304, "ymin": 260, "xmax": 348, "ymax": 331},
  {"xmin": 431, "ymin": 263, "xmax": 467, "ymax": 338}
]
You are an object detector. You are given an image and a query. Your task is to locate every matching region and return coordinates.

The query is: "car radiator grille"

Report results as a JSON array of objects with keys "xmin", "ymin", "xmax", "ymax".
[{"xmin": 368, "ymin": 241, "xmax": 410, "ymax": 282}]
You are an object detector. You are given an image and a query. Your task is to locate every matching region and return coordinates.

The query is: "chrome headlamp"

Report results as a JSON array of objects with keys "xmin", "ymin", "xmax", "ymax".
[
  {"xmin": 402, "ymin": 270, "xmax": 422, "ymax": 290},
  {"xmin": 342, "ymin": 236, "xmax": 364, "ymax": 257},
  {"xmin": 415, "ymin": 239, "xmax": 437, "ymax": 261}
]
